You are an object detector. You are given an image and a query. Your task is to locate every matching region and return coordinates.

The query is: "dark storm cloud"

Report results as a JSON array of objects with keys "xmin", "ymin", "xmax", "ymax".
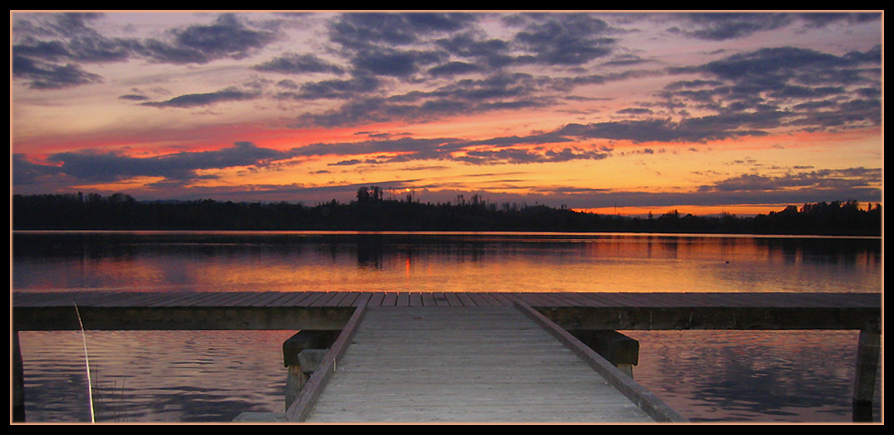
[
  {"xmin": 36, "ymin": 142, "xmax": 291, "ymax": 185},
  {"xmin": 616, "ymin": 107, "xmax": 653, "ymax": 115},
  {"xmin": 141, "ymin": 86, "xmax": 261, "ymax": 108},
  {"xmin": 699, "ymin": 46, "xmax": 877, "ymax": 84},
  {"xmin": 12, "ymin": 55, "xmax": 104, "ymax": 89},
  {"xmin": 556, "ymin": 116, "xmax": 774, "ymax": 144},
  {"xmin": 290, "ymin": 72, "xmax": 553, "ymax": 127},
  {"xmin": 660, "ymin": 45, "xmax": 882, "ymax": 133},
  {"xmin": 427, "ymin": 61, "xmax": 486, "ymax": 77},
  {"xmin": 507, "ymin": 13, "xmax": 616, "ymax": 66},
  {"xmin": 797, "ymin": 12, "xmax": 881, "ymax": 28},
  {"xmin": 12, "ymin": 13, "xmax": 136, "ymax": 89},
  {"xmin": 700, "ymin": 167, "xmax": 882, "ymax": 193},
  {"xmin": 328, "ymin": 12, "xmax": 477, "ymax": 50},
  {"xmin": 290, "ymin": 137, "xmax": 455, "ymax": 161},
  {"xmin": 507, "ymin": 166, "xmax": 881, "ymax": 210},
  {"xmin": 671, "ymin": 13, "xmax": 796, "ymax": 40},
  {"xmin": 665, "ymin": 12, "xmax": 880, "ymax": 42},
  {"xmin": 12, "ymin": 154, "xmax": 64, "ymax": 185},
  {"xmin": 276, "ymin": 76, "xmax": 381, "ymax": 101},
  {"xmin": 285, "ymin": 128, "xmax": 612, "ymax": 167},
  {"xmin": 434, "ymin": 32, "xmax": 514, "ymax": 69},
  {"xmin": 350, "ymin": 47, "xmax": 447, "ymax": 77},
  {"xmin": 253, "ymin": 53, "xmax": 346, "ymax": 75},
  {"xmin": 290, "ymin": 96, "xmax": 415, "ymax": 128},
  {"xmin": 12, "ymin": 12, "xmax": 136, "ymax": 63},
  {"xmin": 13, "ymin": 12, "xmax": 278, "ymax": 89},
  {"xmin": 118, "ymin": 93, "xmax": 150, "ymax": 101},
  {"xmin": 456, "ymin": 147, "xmax": 612, "ymax": 166},
  {"xmin": 277, "ymin": 76, "xmax": 381, "ymax": 100},
  {"xmin": 142, "ymin": 14, "xmax": 276, "ymax": 64},
  {"xmin": 433, "ymin": 72, "xmax": 545, "ymax": 101},
  {"xmin": 566, "ymin": 185, "xmax": 882, "ymax": 211}
]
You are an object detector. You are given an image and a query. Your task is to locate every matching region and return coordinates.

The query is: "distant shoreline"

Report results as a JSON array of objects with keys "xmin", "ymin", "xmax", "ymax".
[{"xmin": 12, "ymin": 193, "xmax": 882, "ymax": 237}]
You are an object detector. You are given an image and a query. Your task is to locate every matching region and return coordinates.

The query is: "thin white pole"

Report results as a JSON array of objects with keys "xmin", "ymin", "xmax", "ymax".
[{"xmin": 73, "ymin": 304, "xmax": 95, "ymax": 423}]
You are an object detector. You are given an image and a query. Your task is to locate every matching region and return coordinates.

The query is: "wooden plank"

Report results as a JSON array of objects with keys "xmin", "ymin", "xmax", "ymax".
[
  {"xmin": 409, "ymin": 292, "xmax": 424, "ymax": 307},
  {"xmin": 517, "ymin": 292, "xmax": 560, "ymax": 307},
  {"xmin": 247, "ymin": 291, "xmax": 295, "ymax": 307},
  {"xmin": 601, "ymin": 292, "xmax": 653, "ymax": 307},
  {"xmin": 310, "ymin": 292, "xmax": 342, "ymax": 307},
  {"xmin": 296, "ymin": 292, "xmax": 328, "ymax": 307},
  {"xmin": 443, "ymin": 292, "xmax": 463, "ymax": 307},
  {"xmin": 70, "ymin": 291, "xmax": 133, "ymax": 307},
  {"xmin": 546, "ymin": 292, "xmax": 585, "ymax": 307},
  {"xmin": 596, "ymin": 292, "xmax": 643, "ymax": 307},
  {"xmin": 455, "ymin": 292, "xmax": 478, "ymax": 307},
  {"xmin": 54, "ymin": 291, "xmax": 113, "ymax": 307},
  {"xmin": 12, "ymin": 292, "xmax": 63, "ymax": 307},
  {"xmin": 473, "ymin": 292, "xmax": 503, "ymax": 306},
  {"xmin": 325, "ymin": 292, "xmax": 352, "ymax": 307},
  {"xmin": 223, "ymin": 291, "xmax": 274, "ymax": 306},
  {"xmin": 98, "ymin": 291, "xmax": 172, "ymax": 307},
  {"xmin": 47, "ymin": 291, "xmax": 115, "ymax": 307},
  {"xmin": 466, "ymin": 292, "xmax": 499, "ymax": 306},
  {"xmin": 655, "ymin": 292, "xmax": 714, "ymax": 307},
  {"xmin": 336, "ymin": 292, "xmax": 361, "ymax": 307},
  {"xmin": 367, "ymin": 292, "xmax": 386, "ymax": 307},
  {"xmin": 509, "ymin": 292, "xmax": 542, "ymax": 307},
  {"xmin": 270, "ymin": 291, "xmax": 316, "ymax": 307},
  {"xmin": 232, "ymin": 291, "xmax": 276, "ymax": 307},
  {"xmin": 420, "ymin": 292, "xmax": 436, "ymax": 306},
  {"xmin": 488, "ymin": 292, "xmax": 517, "ymax": 306},
  {"xmin": 155, "ymin": 291, "xmax": 221, "ymax": 307},
  {"xmin": 381, "ymin": 292, "xmax": 398, "ymax": 307},
  {"xmin": 189, "ymin": 291, "xmax": 250, "ymax": 307},
  {"xmin": 396, "ymin": 292, "xmax": 410, "ymax": 307},
  {"xmin": 567, "ymin": 292, "xmax": 615, "ymax": 308},
  {"xmin": 145, "ymin": 292, "xmax": 211, "ymax": 307},
  {"xmin": 286, "ymin": 299, "xmax": 370, "ymax": 422}
]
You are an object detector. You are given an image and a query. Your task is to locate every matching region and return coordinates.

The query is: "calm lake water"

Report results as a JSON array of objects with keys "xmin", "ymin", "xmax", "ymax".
[{"xmin": 12, "ymin": 231, "xmax": 883, "ymax": 423}]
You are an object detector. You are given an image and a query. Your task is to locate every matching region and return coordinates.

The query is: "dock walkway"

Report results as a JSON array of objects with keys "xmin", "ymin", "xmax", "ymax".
[{"xmin": 302, "ymin": 305, "xmax": 659, "ymax": 423}]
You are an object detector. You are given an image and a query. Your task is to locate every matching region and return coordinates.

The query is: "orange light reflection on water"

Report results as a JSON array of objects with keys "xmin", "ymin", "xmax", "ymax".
[{"xmin": 13, "ymin": 233, "xmax": 881, "ymax": 294}]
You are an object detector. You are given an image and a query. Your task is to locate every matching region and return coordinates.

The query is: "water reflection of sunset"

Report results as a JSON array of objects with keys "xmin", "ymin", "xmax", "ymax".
[{"xmin": 13, "ymin": 233, "xmax": 880, "ymax": 295}]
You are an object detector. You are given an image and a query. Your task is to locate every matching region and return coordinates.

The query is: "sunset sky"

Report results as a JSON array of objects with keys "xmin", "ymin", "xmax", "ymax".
[{"xmin": 11, "ymin": 11, "xmax": 883, "ymax": 216}]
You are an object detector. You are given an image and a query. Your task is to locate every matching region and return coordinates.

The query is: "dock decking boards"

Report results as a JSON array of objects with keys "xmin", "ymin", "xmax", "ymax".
[{"xmin": 304, "ymin": 306, "xmax": 656, "ymax": 423}]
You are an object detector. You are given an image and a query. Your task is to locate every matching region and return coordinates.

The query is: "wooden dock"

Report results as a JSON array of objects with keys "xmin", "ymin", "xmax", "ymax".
[
  {"xmin": 12, "ymin": 291, "xmax": 881, "ymax": 423},
  {"xmin": 293, "ymin": 305, "xmax": 673, "ymax": 423}
]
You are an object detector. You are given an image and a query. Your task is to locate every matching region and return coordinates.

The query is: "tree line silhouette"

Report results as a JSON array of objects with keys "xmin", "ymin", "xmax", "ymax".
[{"xmin": 12, "ymin": 190, "xmax": 882, "ymax": 236}]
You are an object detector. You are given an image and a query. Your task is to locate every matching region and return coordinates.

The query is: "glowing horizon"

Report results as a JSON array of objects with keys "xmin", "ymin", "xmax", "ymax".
[{"xmin": 12, "ymin": 11, "xmax": 883, "ymax": 215}]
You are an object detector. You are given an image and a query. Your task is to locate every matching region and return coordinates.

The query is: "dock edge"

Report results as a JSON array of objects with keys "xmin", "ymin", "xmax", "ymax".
[{"xmin": 514, "ymin": 301, "xmax": 689, "ymax": 423}]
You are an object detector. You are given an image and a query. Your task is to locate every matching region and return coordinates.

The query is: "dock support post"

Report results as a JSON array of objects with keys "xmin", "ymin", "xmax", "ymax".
[
  {"xmin": 569, "ymin": 330, "xmax": 639, "ymax": 378},
  {"xmin": 852, "ymin": 319, "xmax": 880, "ymax": 422},
  {"xmin": 282, "ymin": 330, "xmax": 340, "ymax": 410},
  {"xmin": 13, "ymin": 330, "xmax": 26, "ymax": 422}
]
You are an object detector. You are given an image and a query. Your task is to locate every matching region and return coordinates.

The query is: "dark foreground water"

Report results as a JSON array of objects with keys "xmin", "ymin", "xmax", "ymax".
[{"xmin": 12, "ymin": 231, "xmax": 882, "ymax": 423}]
